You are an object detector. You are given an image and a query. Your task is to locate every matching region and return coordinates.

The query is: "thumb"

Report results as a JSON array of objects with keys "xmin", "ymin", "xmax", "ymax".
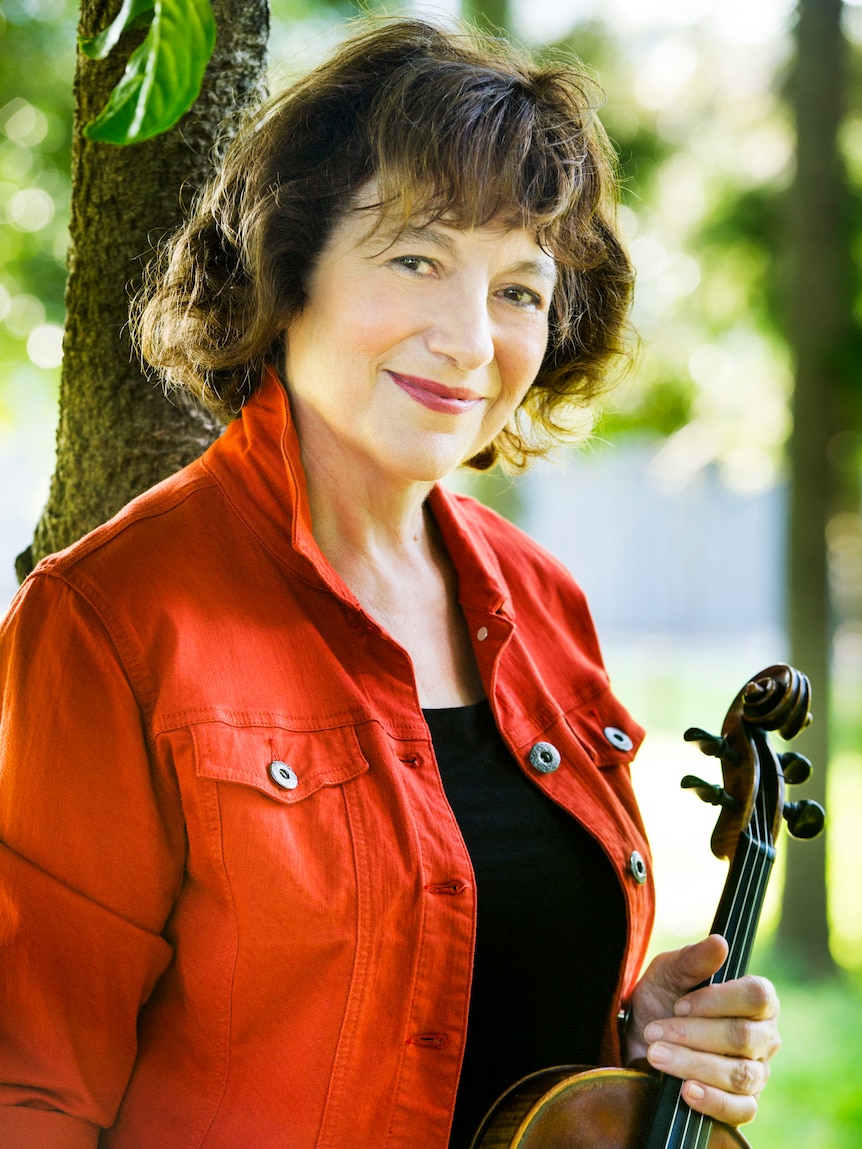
[
  {"xmin": 661, "ymin": 934, "xmax": 729, "ymax": 1000},
  {"xmin": 625, "ymin": 935, "xmax": 729, "ymax": 1062},
  {"xmin": 632, "ymin": 935, "xmax": 729, "ymax": 1034}
]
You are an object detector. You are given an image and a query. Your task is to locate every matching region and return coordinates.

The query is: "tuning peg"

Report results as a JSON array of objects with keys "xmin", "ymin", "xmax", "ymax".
[
  {"xmin": 779, "ymin": 751, "xmax": 813, "ymax": 785},
  {"xmin": 681, "ymin": 774, "xmax": 740, "ymax": 810},
  {"xmin": 782, "ymin": 799, "xmax": 826, "ymax": 839},
  {"xmin": 683, "ymin": 727, "xmax": 740, "ymax": 763}
]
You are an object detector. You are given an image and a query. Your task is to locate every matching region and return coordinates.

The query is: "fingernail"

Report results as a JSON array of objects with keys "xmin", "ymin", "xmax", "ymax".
[
  {"xmin": 644, "ymin": 1023, "xmax": 663, "ymax": 1042},
  {"xmin": 686, "ymin": 1082, "xmax": 705, "ymax": 1102},
  {"xmin": 648, "ymin": 1042, "xmax": 672, "ymax": 1068},
  {"xmin": 675, "ymin": 999, "xmax": 692, "ymax": 1017}
]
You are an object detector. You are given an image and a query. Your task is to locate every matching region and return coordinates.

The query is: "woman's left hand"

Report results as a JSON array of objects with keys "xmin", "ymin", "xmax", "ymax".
[{"xmin": 623, "ymin": 934, "xmax": 781, "ymax": 1127}]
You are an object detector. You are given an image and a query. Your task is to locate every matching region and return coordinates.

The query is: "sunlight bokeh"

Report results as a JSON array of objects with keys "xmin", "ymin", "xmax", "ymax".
[{"xmin": 3, "ymin": 3, "xmax": 861, "ymax": 1144}]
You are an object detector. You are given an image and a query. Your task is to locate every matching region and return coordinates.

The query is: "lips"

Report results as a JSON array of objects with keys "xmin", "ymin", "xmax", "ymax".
[{"xmin": 387, "ymin": 371, "xmax": 484, "ymax": 415}]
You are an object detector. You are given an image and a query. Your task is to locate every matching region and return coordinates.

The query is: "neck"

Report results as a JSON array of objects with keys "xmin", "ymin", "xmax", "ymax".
[
  {"xmin": 301, "ymin": 446, "xmax": 435, "ymax": 574},
  {"xmin": 287, "ymin": 389, "xmax": 439, "ymax": 571}
]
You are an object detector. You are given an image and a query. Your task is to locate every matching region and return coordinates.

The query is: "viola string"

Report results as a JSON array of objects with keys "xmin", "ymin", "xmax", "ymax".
[
  {"xmin": 671, "ymin": 835, "xmax": 759, "ymax": 1148},
  {"xmin": 732, "ymin": 790, "xmax": 772, "ymax": 978},
  {"xmin": 662, "ymin": 754, "xmax": 777, "ymax": 1149}
]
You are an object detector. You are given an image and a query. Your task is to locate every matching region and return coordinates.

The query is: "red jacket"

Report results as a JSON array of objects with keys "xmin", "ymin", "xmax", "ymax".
[{"xmin": 0, "ymin": 369, "xmax": 654, "ymax": 1148}]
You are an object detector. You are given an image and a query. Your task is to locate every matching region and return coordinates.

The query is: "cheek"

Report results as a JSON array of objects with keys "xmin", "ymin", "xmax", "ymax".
[
  {"xmin": 351, "ymin": 294, "xmax": 423, "ymax": 358},
  {"xmin": 499, "ymin": 332, "xmax": 548, "ymax": 401}
]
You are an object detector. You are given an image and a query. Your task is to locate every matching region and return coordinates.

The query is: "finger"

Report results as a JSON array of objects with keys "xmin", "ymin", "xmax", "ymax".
[
  {"xmin": 675, "ymin": 975, "xmax": 780, "ymax": 1023},
  {"xmin": 679, "ymin": 1080, "xmax": 760, "ymax": 1127},
  {"xmin": 644, "ymin": 1014, "xmax": 780, "ymax": 1062},
  {"xmin": 646, "ymin": 1040, "xmax": 771, "ymax": 1099}
]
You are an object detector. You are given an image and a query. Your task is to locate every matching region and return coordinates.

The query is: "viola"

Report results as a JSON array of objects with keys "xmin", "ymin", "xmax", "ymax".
[{"xmin": 469, "ymin": 664, "xmax": 825, "ymax": 1149}]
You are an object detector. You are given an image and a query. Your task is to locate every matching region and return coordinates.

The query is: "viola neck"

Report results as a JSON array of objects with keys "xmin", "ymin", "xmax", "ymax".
[
  {"xmin": 640, "ymin": 827, "xmax": 775, "ymax": 1149},
  {"xmin": 708, "ymin": 827, "xmax": 776, "ymax": 983}
]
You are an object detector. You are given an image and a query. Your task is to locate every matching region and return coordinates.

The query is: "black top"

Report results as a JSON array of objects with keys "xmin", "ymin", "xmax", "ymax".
[{"xmin": 423, "ymin": 700, "xmax": 626, "ymax": 1149}]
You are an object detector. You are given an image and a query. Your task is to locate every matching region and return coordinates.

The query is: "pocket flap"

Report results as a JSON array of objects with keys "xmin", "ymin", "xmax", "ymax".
[
  {"xmin": 193, "ymin": 721, "xmax": 369, "ymax": 804},
  {"xmin": 565, "ymin": 690, "xmax": 645, "ymax": 768}
]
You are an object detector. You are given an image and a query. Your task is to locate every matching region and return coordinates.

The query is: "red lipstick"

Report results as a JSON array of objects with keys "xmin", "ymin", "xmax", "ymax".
[{"xmin": 387, "ymin": 371, "xmax": 483, "ymax": 415}]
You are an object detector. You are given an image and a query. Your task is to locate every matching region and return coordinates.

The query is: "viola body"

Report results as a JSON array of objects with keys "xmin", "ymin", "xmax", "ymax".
[{"xmin": 471, "ymin": 1065, "xmax": 749, "ymax": 1149}]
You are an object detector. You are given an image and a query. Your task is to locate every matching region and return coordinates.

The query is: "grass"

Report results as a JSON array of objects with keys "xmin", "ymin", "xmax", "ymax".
[{"xmin": 750, "ymin": 963, "xmax": 862, "ymax": 1148}]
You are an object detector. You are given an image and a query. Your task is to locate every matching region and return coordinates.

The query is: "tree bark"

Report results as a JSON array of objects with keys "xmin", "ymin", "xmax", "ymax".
[
  {"xmin": 777, "ymin": 0, "xmax": 849, "ymax": 975},
  {"xmin": 17, "ymin": 0, "xmax": 269, "ymax": 580}
]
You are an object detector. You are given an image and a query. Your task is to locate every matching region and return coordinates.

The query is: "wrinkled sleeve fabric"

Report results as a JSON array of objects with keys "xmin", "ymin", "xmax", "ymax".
[{"xmin": 0, "ymin": 572, "xmax": 182, "ymax": 1143}]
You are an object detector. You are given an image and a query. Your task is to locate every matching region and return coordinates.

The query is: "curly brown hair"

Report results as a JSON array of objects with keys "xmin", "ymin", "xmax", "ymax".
[{"xmin": 135, "ymin": 17, "xmax": 634, "ymax": 470}]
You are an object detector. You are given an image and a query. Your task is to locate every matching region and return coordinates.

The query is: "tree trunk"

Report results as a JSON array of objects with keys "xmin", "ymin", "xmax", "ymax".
[
  {"xmin": 17, "ymin": 0, "xmax": 269, "ymax": 580},
  {"xmin": 777, "ymin": 0, "xmax": 848, "ymax": 975}
]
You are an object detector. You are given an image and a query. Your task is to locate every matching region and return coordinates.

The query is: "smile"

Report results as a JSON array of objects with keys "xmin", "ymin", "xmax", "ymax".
[{"xmin": 387, "ymin": 371, "xmax": 484, "ymax": 415}]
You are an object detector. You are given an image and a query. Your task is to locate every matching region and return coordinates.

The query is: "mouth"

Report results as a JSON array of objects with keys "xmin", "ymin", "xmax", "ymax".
[{"xmin": 387, "ymin": 371, "xmax": 484, "ymax": 415}]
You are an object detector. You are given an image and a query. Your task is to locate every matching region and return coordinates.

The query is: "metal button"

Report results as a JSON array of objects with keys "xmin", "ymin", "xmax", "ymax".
[
  {"xmin": 477, "ymin": 626, "xmax": 489, "ymax": 641},
  {"xmin": 529, "ymin": 741, "xmax": 561, "ymax": 774},
  {"xmin": 628, "ymin": 850, "xmax": 647, "ymax": 884},
  {"xmin": 604, "ymin": 726, "xmax": 634, "ymax": 752},
  {"xmin": 269, "ymin": 760, "xmax": 298, "ymax": 790}
]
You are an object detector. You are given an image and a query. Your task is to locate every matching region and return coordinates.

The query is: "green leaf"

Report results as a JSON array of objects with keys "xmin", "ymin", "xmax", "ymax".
[
  {"xmin": 82, "ymin": 0, "xmax": 216, "ymax": 146},
  {"xmin": 79, "ymin": 0, "xmax": 156, "ymax": 61}
]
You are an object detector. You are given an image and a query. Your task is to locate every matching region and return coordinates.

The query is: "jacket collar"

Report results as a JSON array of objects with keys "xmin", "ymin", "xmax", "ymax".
[{"xmin": 200, "ymin": 366, "xmax": 512, "ymax": 621}]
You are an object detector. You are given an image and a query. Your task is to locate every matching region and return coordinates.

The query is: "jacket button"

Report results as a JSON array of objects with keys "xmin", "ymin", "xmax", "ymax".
[
  {"xmin": 628, "ymin": 851, "xmax": 648, "ymax": 884},
  {"xmin": 529, "ymin": 741, "xmax": 561, "ymax": 773},
  {"xmin": 269, "ymin": 760, "xmax": 298, "ymax": 790},
  {"xmin": 477, "ymin": 626, "xmax": 489, "ymax": 641},
  {"xmin": 604, "ymin": 726, "xmax": 634, "ymax": 752}
]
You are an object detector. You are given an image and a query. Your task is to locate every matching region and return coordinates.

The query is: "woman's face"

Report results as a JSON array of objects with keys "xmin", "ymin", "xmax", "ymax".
[{"xmin": 283, "ymin": 192, "xmax": 556, "ymax": 492}]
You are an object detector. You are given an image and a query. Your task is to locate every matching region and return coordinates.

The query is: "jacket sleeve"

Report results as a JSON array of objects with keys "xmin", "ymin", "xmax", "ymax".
[{"xmin": 0, "ymin": 572, "xmax": 183, "ymax": 1143}]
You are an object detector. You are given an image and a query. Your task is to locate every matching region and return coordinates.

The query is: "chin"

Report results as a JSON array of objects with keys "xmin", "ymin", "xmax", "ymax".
[
  {"xmin": 397, "ymin": 458, "xmax": 461, "ymax": 485},
  {"xmin": 384, "ymin": 432, "xmax": 479, "ymax": 485}
]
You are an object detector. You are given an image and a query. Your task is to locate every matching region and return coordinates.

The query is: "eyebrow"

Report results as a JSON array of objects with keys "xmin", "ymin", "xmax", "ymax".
[
  {"xmin": 507, "ymin": 258, "xmax": 558, "ymax": 290},
  {"xmin": 370, "ymin": 222, "xmax": 558, "ymax": 289},
  {"xmin": 378, "ymin": 223, "xmax": 458, "ymax": 254}
]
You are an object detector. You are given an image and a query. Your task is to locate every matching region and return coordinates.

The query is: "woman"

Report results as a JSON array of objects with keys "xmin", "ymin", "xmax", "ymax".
[{"xmin": 0, "ymin": 18, "xmax": 779, "ymax": 1149}]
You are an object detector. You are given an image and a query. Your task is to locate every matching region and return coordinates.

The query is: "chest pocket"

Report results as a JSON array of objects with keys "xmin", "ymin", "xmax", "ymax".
[
  {"xmin": 186, "ymin": 720, "xmax": 372, "ymax": 946},
  {"xmin": 192, "ymin": 720, "xmax": 370, "ymax": 803}
]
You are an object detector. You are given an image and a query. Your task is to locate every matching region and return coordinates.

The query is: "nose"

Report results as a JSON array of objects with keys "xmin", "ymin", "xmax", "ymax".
[{"xmin": 425, "ymin": 283, "xmax": 495, "ymax": 372}]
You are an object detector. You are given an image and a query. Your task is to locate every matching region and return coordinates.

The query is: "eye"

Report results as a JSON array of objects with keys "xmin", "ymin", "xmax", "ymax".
[
  {"xmin": 389, "ymin": 255, "xmax": 437, "ymax": 276},
  {"xmin": 499, "ymin": 285, "xmax": 543, "ymax": 309}
]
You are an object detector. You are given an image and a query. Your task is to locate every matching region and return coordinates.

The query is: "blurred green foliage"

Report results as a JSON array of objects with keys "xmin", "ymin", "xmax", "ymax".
[
  {"xmin": 554, "ymin": 18, "xmax": 802, "ymax": 498},
  {"xmin": 562, "ymin": 10, "xmax": 862, "ymax": 504},
  {"xmin": 0, "ymin": 0, "xmax": 75, "ymax": 417},
  {"xmin": 743, "ymin": 963, "xmax": 862, "ymax": 1147}
]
